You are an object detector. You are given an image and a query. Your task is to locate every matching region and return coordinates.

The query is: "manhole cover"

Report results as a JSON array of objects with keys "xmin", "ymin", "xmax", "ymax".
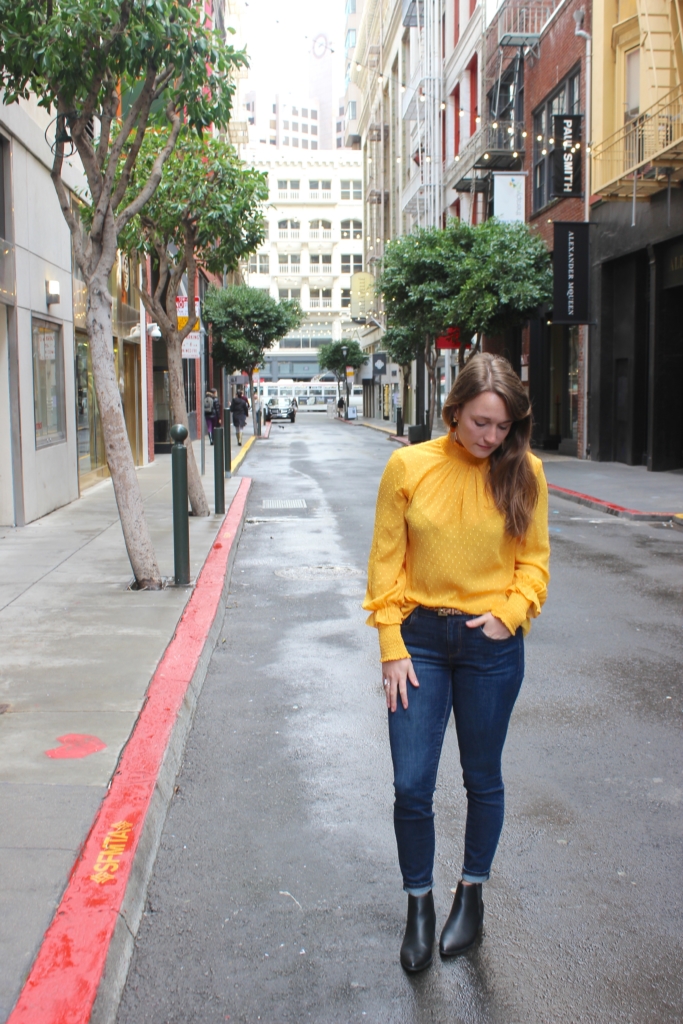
[
  {"xmin": 274, "ymin": 564, "xmax": 363, "ymax": 580},
  {"xmin": 263, "ymin": 499, "xmax": 307, "ymax": 509}
]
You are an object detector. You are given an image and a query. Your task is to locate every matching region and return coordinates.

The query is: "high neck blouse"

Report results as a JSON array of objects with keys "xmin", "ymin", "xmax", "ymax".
[{"xmin": 363, "ymin": 433, "xmax": 550, "ymax": 662}]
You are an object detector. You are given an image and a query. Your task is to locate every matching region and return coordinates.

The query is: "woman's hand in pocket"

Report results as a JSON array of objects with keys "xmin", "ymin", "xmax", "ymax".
[
  {"xmin": 466, "ymin": 612, "xmax": 512, "ymax": 640},
  {"xmin": 381, "ymin": 658, "xmax": 419, "ymax": 712}
]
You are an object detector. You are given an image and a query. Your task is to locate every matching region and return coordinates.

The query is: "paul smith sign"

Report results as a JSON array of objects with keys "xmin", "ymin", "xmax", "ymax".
[{"xmin": 551, "ymin": 115, "xmax": 583, "ymax": 199}]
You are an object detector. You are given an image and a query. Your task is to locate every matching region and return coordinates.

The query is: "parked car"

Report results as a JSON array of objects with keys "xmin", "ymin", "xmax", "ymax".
[{"xmin": 264, "ymin": 398, "xmax": 296, "ymax": 423}]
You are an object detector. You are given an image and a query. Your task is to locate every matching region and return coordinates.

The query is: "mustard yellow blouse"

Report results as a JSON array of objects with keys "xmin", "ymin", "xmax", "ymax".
[{"xmin": 364, "ymin": 433, "xmax": 550, "ymax": 662}]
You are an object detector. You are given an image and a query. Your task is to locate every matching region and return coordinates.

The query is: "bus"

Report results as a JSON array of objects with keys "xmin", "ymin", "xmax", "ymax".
[{"xmin": 258, "ymin": 380, "xmax": 363, "ymax": 412}]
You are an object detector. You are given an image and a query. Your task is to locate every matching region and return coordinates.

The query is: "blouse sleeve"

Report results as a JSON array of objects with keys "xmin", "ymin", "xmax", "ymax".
[
  {"xmin": 489, "ymin": 463, "xmax": 551, "ymax": 635},
  {"xmin": 363, "ymin": 452, "xmax": 411, "ymax": 662}
]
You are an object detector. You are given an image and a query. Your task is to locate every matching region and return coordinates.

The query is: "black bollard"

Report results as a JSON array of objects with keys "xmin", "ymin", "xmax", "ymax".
[
  {"xmin": 224, "ymin": 412, "xmax": 232, "ymax": 477},
  {"xmin": 396, "ymin": 408, "xmax": 404, "ymax": 437},
  {"xmin": 213, "ymin": 427, "xmax": 225, "ymax": 514},
  {"xmin": 170, "ymin": 424, "xmax": 190, "ymax": 585}
]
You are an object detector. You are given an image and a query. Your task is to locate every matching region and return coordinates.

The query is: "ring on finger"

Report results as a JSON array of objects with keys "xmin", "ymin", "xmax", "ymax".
[{"xmin": 383, "ymin": 679, "xmax": 389, "ymax": 687}]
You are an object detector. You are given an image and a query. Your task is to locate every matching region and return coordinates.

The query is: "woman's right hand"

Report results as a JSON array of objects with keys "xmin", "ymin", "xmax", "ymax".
[{"xmin": 381, "ymin": 658, "xmax": 420, "ymax": 712}]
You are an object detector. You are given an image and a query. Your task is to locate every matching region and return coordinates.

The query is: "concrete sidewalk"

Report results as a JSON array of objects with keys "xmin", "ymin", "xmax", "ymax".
[
  {"xmin": 0, "ymin": 440, "xmax": 250, "ymax": 1022},
  {"xmin": 538, "ymin": 452, "xmax": 683, "ymax": 517}
]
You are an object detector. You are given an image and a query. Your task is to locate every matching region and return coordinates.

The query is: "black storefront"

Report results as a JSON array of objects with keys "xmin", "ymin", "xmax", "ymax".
[
  {"xmin": 590, "ymin": 187, "xmax": 683, "ymax": 471},
  {"xmin": 529, "ymin": 318, "xmax": 580, "ymax": 455}
]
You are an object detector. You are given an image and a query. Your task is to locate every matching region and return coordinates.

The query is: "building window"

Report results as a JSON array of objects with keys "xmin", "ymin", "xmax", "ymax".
[
  {"xmin": 533, "ymin": 68, "xmax": 581, "ymax": 212},
  {"xmin": 321, "ymin": 179, "xmax": 332, "ymax": 196},
  {"xmin": 342, "ymin": 253, "xmax": 363, "ymax": 274},
  {"xmin": 312, "ymin": 141, "xmax": 318, "ymax": 149},
  {"xmin": 311, "ymin": 109, "xmax": 318, "ymax": 119},
  {"xmin": 310, "ymin": 288, "xmax": 320, "ymax": 308},
  {"xmin": 341, "ymin": 179, "xmax": 362, "ymax": 199},
  {"xmin": 293, "ymin": 138, "xmax": 299, "ymax": 147},
  {"xmin": 272, "ymin": 103, "xmax": 277, "ymax": 113},
  {"xmin": 292, "ymin": 107, "xmax": 298, "ymax": 115},
  {"xmin": 302, "ymin": 139, "xmax": 309, "ymax": 148},
  {"xmin": 341, "ymin": 219, "xmax": 363, "ymax": 239},
  {"xmin": 347, "ymin": 100, "xmax": 357, "ymax": 120},
  {"xmin": 270, "ymin": 138, "xmax": 276, "ymax": 145},
  {"xmin": 279, "ymin": 288, "xmax": 300, "ymax": 300},
  {"xmin": 259, "ymin": 254, "xmax": 269, "ymax": 273},
  {"xmin": 270, "ymin": 120, "xmax": 276, "ymax": 129},
  {"xmin": 345, "ymin": 29, "xmax": 356, "ymax": 51},
  {"xmin": 292, "ymin": 122, "xmax": 299, "ymax": 131},
  {"xmin": 278, "ymin": 179, "xmax": 287, "ymax": 190},
  {"xmin": 321, "ymin": 288, "xmax": 332, "ymax": 308},
  {"xmin": 32, "ymin": 318, "xmax": 66, "ymax": 448},
  {"xmin": 302, "ymin": 108, "xmax": 308, "ymax": 118},
  {"xmin": 346, "ymin": 0, "xmax": 356, "ymax": 13},
  {"xmin": 283, "ymin": 137, "xmax": 289, "ymax": 145},
  {"xmin": 341, "ymin": 288, "xmax": 351, "ymax": 307},
  {"xmin": 302, "ymin": 123, "xmax": 308, "ymax": 133},
  {"xmin": 311, "ymin": 125, "xmax": 318, "ymax": 136},
  {"xmin": 283, "ymin": 120, "xmax": 289, "ymax": 129},
  {"xmin": 625, "ymin": 49, "xmax": 640, "ymax": 117}
]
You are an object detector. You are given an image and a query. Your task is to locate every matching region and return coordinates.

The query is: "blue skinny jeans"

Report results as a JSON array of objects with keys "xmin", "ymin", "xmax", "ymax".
[{"xmin": 388, "ymin": 607, "xmax": 525, "ymax": 895}]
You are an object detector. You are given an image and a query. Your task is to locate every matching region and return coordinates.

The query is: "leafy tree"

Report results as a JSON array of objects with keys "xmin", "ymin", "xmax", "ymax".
[
  {"xmin": 119, "ymin": 129, "xmax": 267, "ymax": 516},
  {"xmin": 204, "ymin": 287, "xmax": 303, "ymax": 434},
  {"xmin": 318, "ymin": 340, "xmax": 367, "ymax": 415},
  {"xmin": 379, "ymin": 222, "xmax": 472, "ymax": 437},
  {"xmin": 383, "ymin": 324, "xmax": 423, "ymax": 418},
  {"xmin": 454, "ymin": 219, "xmax": 552, "ymax": 343},
  {"xmin": 0, "ymin": 0, "xmax": 245, "ymax": 588}
]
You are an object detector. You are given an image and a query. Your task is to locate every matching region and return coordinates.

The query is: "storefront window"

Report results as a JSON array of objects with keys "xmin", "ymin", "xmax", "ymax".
[
  {"xmin": 32, "ymin": 318, "xmax": 66, "ymax": 447},
  {"xmin": 75, "ymin": 331, "xmax": 107, "ymax": 483}
]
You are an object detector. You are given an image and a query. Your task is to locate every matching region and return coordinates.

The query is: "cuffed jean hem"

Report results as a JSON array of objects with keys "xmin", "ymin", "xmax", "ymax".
[
  {"xmin": 462, "ymin": 870, "xmax": 489, "ymax": 884},
  {"xmin": 404, "ymin": 883, "xmax": 433, "ymax": 897}
]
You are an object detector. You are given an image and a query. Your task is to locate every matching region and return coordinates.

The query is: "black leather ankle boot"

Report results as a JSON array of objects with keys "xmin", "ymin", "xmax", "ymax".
[
  {"xmin": 400, "ymin": 891, "xmax": 436, "ymax": 972},
  {"xmin": 439, "ymin": 882, "xmax": 483, "ymax": 956}
]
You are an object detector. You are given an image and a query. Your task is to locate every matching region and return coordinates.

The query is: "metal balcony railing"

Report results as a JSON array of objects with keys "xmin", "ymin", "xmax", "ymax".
[
  {"xmin": 592, "ymin": 84, "xmax": 683, "ymax": 199},
  {"xmin": 0, "ymin": 237, "xmax": 15, "ymax": 303},
  {"xmin": 447, "ymin": 120, "xmax": 525, "ymax": 189},
  {"xmin": 498, "ymin": 1, "xmax": 559, "ymax": 47}
]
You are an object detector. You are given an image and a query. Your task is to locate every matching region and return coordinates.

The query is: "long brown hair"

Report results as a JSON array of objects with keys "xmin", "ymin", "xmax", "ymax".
[{"xmin": 442, "ymin": 353, "xmax": 538, "ymax": 538}]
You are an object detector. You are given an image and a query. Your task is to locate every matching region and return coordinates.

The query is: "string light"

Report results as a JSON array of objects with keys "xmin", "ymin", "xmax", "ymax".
[
  {"xmin": 522, "ymin": 130, "xmax": 527, "ymax": 138},
  {"xmin": 475, "ymin": 115, "xmax": 481, "ymax": 124},
  {"xmin": 459, "ymin": 109, "xmax": 465, "ymax": 117},
  {"xmin": 440, "ymin": 102, "xmax": 446, "ymax": 110},
  {"xmin": 548, "ymin": 136, "xmax": 555, "ymax": 144},
  {"xmin": 536, "ymin": 134, "xmax": 542, "ymax": 141},
  {"xmin": 492, "ymin": 121, "xmax": 498, "ymax": 129},
  {"xmin": 541, "ymin": 148, "xmax": 547, "ymax": 155},
  {"xmin": 512, "ymin": 151, "xmax": 518, "ymax": 158}
]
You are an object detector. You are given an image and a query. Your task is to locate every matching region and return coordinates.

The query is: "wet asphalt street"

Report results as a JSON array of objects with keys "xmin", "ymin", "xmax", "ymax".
[{"xmin": 117, "ymin": 414, "xmax": 683, "ymax": 1024}]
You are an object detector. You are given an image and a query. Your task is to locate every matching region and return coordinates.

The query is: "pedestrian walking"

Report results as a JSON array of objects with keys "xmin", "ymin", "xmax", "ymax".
[
  {"xmin": 230, "ymin": 388, "xmax": 249, "ymax": 446},
  {"xmin": 337, "ymin": 396, "xmax": 345, "ymax": 418},
  {"xmin": 203, "ymin": 389, "xmax": 216, "ymax": 444},
  {"xmin": 364, "ymin": 353, "xmax": 550, "ymax": 972},
  {"xmin": 211, "ymin": 389, "xmax": 221, "ymax": 426}
]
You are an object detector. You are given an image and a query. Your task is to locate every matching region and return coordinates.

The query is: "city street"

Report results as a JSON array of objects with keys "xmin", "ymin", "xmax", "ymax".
[{"xmin": 117, "ymin": 414, "xmax": 682, "ymax": 1024}]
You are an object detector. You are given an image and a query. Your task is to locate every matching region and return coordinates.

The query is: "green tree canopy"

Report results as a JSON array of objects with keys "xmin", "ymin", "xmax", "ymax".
[
  {"xmin": 318, "ymin": 340, "xmax": 368, "ymax": 414},
  {"xmin": 204, "ymin": 286, "xmax": 303, "ymax": 431}
]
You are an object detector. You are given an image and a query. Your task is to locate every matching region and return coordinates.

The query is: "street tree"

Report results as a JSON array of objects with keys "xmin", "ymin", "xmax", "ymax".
[
  {"xmin": 383, "ymin": 324, "xmax": 423, "ymax": 417},
  {"xmin": 379, "ymin": 222, "xmax": 472, "ymax": 437},
  {"xmin": 0, "ymin": 0, "xmax": 245, "ymax": 587},
  {"xmin": 454, "ymin": 219, "xmax": 552, "ymax": 347},
  {"xmin": 318, "ymin": 340, "xmax": 367, "ymax": 414},
  {"xmin": 204, "ymin": 286, "xmax": 303, "ymax": 434},
  {"xmin": 119, "ymin": 129, "xmax": 267, "ymax": 516}
]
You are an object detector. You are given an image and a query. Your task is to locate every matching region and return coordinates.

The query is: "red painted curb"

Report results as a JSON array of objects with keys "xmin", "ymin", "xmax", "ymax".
[
  {"xmin": 547, "ymin": 482, "xmax": 677, "ymax": 521},
  {"xmin": 8, "ymin": 478, "xmax": 252, "ymax": 1024}
]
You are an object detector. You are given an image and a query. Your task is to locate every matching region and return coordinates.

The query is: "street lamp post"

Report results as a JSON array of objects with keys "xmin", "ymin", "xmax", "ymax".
[{"xmin": 341, "ymin": 344, "xmax": 349, "ymax": 419}]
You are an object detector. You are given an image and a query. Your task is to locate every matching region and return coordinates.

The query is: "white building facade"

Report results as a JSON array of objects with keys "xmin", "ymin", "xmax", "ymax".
[{"xmin": 243, "ymin": 151, "xmax": 365, "ymax": 380}]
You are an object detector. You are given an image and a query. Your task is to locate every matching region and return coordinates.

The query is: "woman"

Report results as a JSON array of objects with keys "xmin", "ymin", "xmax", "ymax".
[
  {"xmin": 364, "ymin": 353, "xmax": 550, "ymax": 972},
  {"xmin": 203, "ymin": 389, "xmax": 216, "ymax": 444},
  {"xmin": 230, "ymin": 389, "xmax": 249, "ymax": 446}
]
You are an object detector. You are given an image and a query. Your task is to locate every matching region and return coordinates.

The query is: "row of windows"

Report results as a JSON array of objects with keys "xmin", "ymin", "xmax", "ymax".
[
  {"xmin": 277, "ymin": 287, "xmax": 353, "ymax": 309},
  {"xmin": 281, "ymin": 121, "xmax": 318, "ymax": 135},
  {"xmin": 275, "ymin": 219, "xmax": 363, "ymax": 238},
  {"xmin": 532, "ymin": 69, "xmax": 580, "ymax": 212},
  {"xmin": 249, "ymin": 253, "xmax": 363, "ymax": 274},
  {"xmin": 275, "ymin": 179, "xmax": 362, "ymax": 199},
  {"xmin": 278, "ymin": 138, "xmax": 318, "ymax": 150}
]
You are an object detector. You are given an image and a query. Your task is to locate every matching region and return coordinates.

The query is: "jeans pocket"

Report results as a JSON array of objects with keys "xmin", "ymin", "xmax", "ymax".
[{"xmin": 478, "ymin": 625, "xmax": 513, "ymax": 643}]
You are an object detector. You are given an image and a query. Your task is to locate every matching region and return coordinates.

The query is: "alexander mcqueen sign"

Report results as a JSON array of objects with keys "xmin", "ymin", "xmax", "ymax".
[
  {"xmin": 553, "ymin": 222, "xmax": 590, "ymax": 325},
  {"xmin": 551, "ymin": 115, "xmax": 582, "ymax": 199}
]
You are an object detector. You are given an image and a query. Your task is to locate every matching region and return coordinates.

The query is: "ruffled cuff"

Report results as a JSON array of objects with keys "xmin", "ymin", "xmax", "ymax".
[
  {"xmin": 490, "ymin": 574, "xmax": 546, "ymax": 634},
  {"xmin": 377, "ymin": 624, "xmax": 410, "ymax": 662}
]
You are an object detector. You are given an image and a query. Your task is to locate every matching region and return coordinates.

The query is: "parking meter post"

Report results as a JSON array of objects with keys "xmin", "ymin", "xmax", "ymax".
[
  {"xmin": 223, "ymin": 370, "xmax": 232, "ymax": 478},
  {"xmin": 213, "ymin": 427, "xmax": 225, "ymax": 514},
  {"xmin": 170, "ymin": 423, "xmax": 190, "ymax": 586}
]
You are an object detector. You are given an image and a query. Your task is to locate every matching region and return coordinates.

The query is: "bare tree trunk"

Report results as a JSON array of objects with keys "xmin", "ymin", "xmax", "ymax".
[
  {"xmin": 166, "ymin": 335, "xmax": 210, "ymax": 516},
  {"xmin": 248, "ymin": 367, "xmax": 260, "ymax": 436},
  {"xmin": 87, "ymin": 277, "xmax": 162, "ymax": 588}
]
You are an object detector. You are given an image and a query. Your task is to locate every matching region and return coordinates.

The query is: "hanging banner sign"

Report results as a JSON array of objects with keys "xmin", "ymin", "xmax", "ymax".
[
  {"xmin": 553, "ymin": 221, "xmax": 590, "ymax": 324},
  {"xmin": 350, "ymin": 272, "xmax": 375, "ymax": 320},
  {"xmin": 372, "ymin": 352, "xmax": 387, "ymax": 379},
  {"xmin": 492, "ymin": 173, "xmax": 526, "ymax": 222},
  {"xmin": 551, "ymin": 115, "xmax": 583, "ymax": 198},
  {"xmin": 177, "ymin": 296, "xmax": 202, "ymax": 358},
  {"xmin": 436, "ymin": 326, "xmax": 461, "ymax": 349}
]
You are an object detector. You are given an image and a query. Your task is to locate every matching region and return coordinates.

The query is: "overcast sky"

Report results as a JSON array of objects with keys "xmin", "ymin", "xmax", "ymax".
[{"xmin": 238, "ymin": 0, "xmax": 345, "ymax": 101}]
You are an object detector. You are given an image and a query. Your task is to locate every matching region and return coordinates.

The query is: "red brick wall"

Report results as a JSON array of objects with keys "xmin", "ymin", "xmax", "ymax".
[{"xmin": 524, "ymin": 0, "xmax": 591, "ymax": 250}]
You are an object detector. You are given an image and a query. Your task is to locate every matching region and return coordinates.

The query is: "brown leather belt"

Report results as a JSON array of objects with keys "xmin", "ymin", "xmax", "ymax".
[{"xmin": 435, "ymin": 607, "xmax": 466, "ymax": 616}]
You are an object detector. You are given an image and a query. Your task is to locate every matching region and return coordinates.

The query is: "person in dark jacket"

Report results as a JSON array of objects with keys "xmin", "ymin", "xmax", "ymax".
[
  {"xmin": 211, "ymin": 390, "xmax": 221, "ymax": 424},
  {"xmin": 204, "ymin": 389, "xmax": 216, "ymax": 443},
  {"xmin": 230, "ymin": 389, "xmax": 249, "ymax": 446}
]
